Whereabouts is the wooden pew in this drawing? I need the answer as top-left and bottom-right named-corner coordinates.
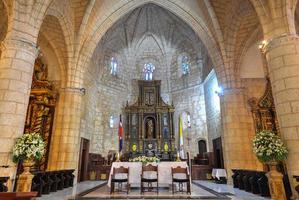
top-left (0, 177), bottom-right (9, 192)
top-left (30, 170), bottom-right (75, 197)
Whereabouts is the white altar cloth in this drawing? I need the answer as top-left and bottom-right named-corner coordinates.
top-left (107, 161), bottom-right (188, 187)
top-left (212, 168), bottom-right (227, 179)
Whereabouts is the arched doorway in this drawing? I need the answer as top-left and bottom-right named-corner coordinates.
top-left (198, 140), bottom-right (207, 154)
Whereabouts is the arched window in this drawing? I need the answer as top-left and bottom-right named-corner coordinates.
top-left (181, 55), bottom-right (190, 75)
top-left (110, 57), bottom-right (118, 76)
top-left (109, 116), bottom-right (114, 128)
top-left (182, 112), bottom-right (191, 130)
top-left (143, 63), bottom-right (155, 80)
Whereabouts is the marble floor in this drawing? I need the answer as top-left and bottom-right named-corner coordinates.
top-left (37, 181), bottom-right (105, 200)
top-left (195, 181), bottom-right (270, 200)
top-left (36, 180), bottom-right (270, 200)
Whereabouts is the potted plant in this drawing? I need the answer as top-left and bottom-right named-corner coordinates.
top-left (129, 156), bottom-right (160, 165)
top-left (252, 130), bottom-right (288, 165)
top-left (252, 130), bottom-right (288, 200)
top-left (12, 132), bottom-right (46, 173)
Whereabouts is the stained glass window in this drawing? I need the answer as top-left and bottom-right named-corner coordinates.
top-left (181, 55), bottom-right (190, 75)
top-left (143, 63), bottom-right (155, 80)
top-left (110, 57), bottom-right (117, 76)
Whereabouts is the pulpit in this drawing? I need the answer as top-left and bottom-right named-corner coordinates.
top-left (125, 80), bottom-right (175, 158)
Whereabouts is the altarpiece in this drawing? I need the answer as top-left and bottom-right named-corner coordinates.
top-left (124, 80), bottom-right (175, 159)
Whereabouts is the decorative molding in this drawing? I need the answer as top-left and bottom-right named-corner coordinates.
top-left (61, 87), bottom-right (86, 95)
top-left (222, 87), bottom-right (245, 95)
top-left (0, 38), bottom-right (39, 57)
top-left (261, 34), bottom-right (299, 54)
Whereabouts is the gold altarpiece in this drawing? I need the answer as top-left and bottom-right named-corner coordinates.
top-left (24, 58), bottom-right (58, 171)
top-left (124, 80), bottom-right (175, 158)
top-left (248, 78), bottom-right (279, 134)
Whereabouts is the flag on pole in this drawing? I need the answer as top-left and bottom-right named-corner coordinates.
top-left (179, 115), bottom-right (184, 159)
top-left (118, 115), bottom-right (123, 153)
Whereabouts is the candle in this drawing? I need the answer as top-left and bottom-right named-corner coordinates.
top-left (176, 152), bottom-right (181, 161)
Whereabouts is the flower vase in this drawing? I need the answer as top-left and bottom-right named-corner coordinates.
top-left (22, 159), bottom-right (35, 174)
top-left (16, 159), bottom-right (35, 192)
top-left (266, 161), bottom-right (287, 200)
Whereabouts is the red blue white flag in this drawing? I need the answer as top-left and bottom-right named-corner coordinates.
top-left (118, 115), bottom-right (123, 152)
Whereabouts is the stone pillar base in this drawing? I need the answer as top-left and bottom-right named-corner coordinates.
top-left (16, 172), bottom-right (34, 192)
top-left (267, 168), bottom-right (287, 200)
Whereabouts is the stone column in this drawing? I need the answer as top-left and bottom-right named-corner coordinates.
top-left (262, 34), bottom-right (299, 194)
top-left (47, 88), bottom-right (83, 174)
top-left (220, 88), bottom-right (261, 182)
top-left (0, 39), bottom-right (38, 191)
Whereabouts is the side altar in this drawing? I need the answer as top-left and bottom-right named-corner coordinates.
top-left (124, 80), bottom-right (175, 160)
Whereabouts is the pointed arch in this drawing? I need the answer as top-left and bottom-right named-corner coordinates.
top-left (75, 0), bottom-right (226, 90)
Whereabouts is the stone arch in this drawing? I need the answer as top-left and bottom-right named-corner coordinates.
top-left (249, 0), bottom-right (295, 39)
top-left (237, 27), bottom-right (264, 80)
top-left (223, 0), bottom-right (261, 88)
top-left (37, 14), bottom-right (69, 88)
top-left (75, 0), bottom-right (226, 90)
top-left (0, 0), bottom-right (8, 55)
top-left (295, 1), bottom-right (299, 34)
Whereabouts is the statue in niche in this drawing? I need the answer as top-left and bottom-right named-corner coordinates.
top-left (146, 118), bottom-right (155, 139)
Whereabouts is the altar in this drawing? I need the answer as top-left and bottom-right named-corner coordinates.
top-left (107, 162), bottom-right (188, 187)
top-left (124, 80), bottom-right (175, 160)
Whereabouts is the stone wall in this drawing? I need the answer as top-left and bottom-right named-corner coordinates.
top-left (172, 84), bottom-right (207, 156)
top-left (204, 70), bottom-right (221, 151)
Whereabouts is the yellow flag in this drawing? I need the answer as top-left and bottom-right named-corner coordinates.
top-left (179, 115), bottom-right (183, 145)
top-left (179, 115), bottom-right (184, 158)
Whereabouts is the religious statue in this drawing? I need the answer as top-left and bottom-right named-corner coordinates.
top-left (146, 119), bottom-right (154, 138)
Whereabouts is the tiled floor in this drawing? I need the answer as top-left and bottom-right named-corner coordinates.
top-left (36, 180), bottom-right (270, 200)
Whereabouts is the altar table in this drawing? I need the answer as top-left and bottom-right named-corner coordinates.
top-left (212, 168), bottom-right (227, 179)
top-left (107, 162), bottom-right (188, 187)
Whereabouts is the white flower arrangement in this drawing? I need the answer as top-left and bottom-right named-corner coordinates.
top-left (129, 156), bottom-right (160, 164)
top-left (12, 132), bottom-right (46, 163)
top-left (252, 130), bottom-right (288, 163)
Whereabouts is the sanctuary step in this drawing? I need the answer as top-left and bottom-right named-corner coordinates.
top-left (0, 192), bottom-right (37, 200)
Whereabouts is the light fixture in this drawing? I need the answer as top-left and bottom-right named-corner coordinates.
top-left (80, 88), bottom-right (86, 95)
top-left (215, 86), bottom-right (223, 96)
top-left (259, 40), bottom-right (267, 50)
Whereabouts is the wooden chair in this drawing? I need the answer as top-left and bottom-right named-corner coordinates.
top-left (141, 164), bottom-right (158, 194)
top-left (110, 166), bottom-right (129, 194)
top-left (171, 166), bottom-right (191, 194)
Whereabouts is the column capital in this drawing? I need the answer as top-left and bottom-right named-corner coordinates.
top-left (261, 34), bottom-right (299, 54)
top-left (0, 38), bottom-right (39, 57)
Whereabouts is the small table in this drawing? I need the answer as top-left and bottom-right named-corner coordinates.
top-left (212, 168), bottom-right (227, 184)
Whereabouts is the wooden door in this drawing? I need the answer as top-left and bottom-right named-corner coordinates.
top-left (78, 138), bottom-right (89, 182)
top-left (198, 140), bottom-right (207, 154)
top-left (213, 137), bottom-right (224, 168)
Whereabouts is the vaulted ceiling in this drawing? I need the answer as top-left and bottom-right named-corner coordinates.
top-left (98, 3), bottom-right (204, 54)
